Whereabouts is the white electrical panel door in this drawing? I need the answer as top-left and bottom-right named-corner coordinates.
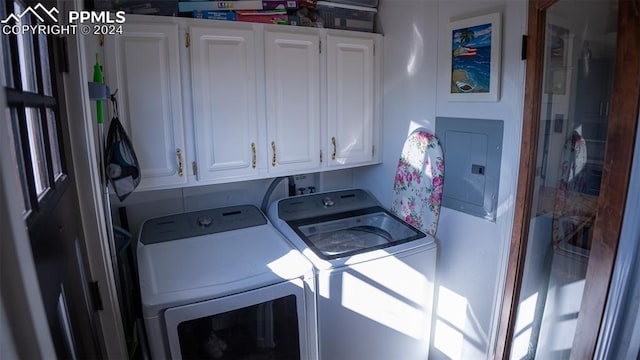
top-left (104, 22), bottom-right (187, 189)
top-left (265, 31), bottom-right (321, 174)
top-left (190, 26), bottom-right (260, 182)
top-left (326, 35), bottom-right (375, 167)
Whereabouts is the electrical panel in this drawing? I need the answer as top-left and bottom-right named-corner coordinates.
top-left (435, 117), bottom-right (504, 222)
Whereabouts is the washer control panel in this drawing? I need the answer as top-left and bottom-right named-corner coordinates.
top-left (322, 197), bottom-right (335, 208)
top-left (278, 189), bottom-right (379, 222)
top-left (140, 205), bottom-right (267, 245)
top-left (197, 216), bottom-right (213, 228)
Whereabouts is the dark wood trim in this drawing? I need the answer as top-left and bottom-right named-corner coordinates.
top-left (493, 1), bottom-right (554, 358)
top-left (495, 0), bottom-right (640, 359)
top-left (5, 90), bottom-right (57, 107)
top-left (570, 4), bottom-right (640, 358)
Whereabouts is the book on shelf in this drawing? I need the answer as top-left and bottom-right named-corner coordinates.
top-left (262, 0), bottom-right (298, 10)
top-left (192, 10), bottom-right (237, 21)
top-left (235, 9), bottom-right (288, 24)
top-left (179, 1), bottom-right (263, 12)
top-left (179, 0), bottom-right (298, 12)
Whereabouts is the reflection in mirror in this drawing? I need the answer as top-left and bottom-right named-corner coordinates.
top-left (510, 0), bottom-right (618, 358)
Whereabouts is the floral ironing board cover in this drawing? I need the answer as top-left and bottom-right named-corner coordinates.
top-left (390, 130), bottom-right (445, 236)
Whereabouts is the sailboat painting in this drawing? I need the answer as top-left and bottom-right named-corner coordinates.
top-left (448, 13), bottom-right (502, 101)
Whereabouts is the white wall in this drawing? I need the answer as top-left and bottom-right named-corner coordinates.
top-left (355, 0), bottom-right (527, 358)
top-left (110, 169), bottom-right (356, 239)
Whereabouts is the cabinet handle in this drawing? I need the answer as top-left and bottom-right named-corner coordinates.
top-left (176, 148), bottom-right (184, 177)
top-left (271, 141), bottom-right (277, 167)
top-left (251, 142), bottom-right (257, 169)
top-left (331, 136), bottom-right (337, 160)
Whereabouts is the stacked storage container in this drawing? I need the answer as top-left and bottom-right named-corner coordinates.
top-left (316, 0), bottom-right (377, 32)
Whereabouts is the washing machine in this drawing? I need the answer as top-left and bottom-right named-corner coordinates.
top-left (137, 205), bottom-right (318, 359)
top-left (268, 189), bottom-right (437, 359)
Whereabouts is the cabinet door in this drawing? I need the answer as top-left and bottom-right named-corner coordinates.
top-left (326, 35), bottom-right (375, 167)
top-left (265, 31), bottom-right (321, 174)
top-left (104, 22), bottom-right (187, 189)
top-left (190, 26), bottom-right (260, 181)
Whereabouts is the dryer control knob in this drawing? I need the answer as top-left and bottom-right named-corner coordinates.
top-left (322, 196), bottom-right (335, 207)
top-left (197, 216), bottom-right (213, 227)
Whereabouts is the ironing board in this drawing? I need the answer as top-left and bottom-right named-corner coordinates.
top-left (390, 129), bottom-right (445, 236)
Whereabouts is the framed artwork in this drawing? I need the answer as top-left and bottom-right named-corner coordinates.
top-left (447, 12), bottom-right (502, 102)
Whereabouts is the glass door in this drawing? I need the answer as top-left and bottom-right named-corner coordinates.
top-left (511, 2), bottom-right (616, 358)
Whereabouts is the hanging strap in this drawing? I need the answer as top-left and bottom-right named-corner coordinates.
top-left (110, 89), bottom-right (120, 119)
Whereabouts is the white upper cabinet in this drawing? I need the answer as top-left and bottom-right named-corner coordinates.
top-left (189, 25), bottom-right (260, 181)
top-left (264, 30), bottom-right (321, 174)
top-left (326, 35), bottom-right (376, 167)
top-left (103, 21), bottom-right (187, 190)
top-left (98, 16), bottom-right (382, 191)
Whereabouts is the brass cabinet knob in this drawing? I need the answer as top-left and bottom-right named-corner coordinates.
top-left (331, 136), bottom-right (337, 160)
top-left (176, 148), bottom-right (184, 177)
top-left (251, 142), bottom-right (257, 169)
top-left (271, 141), bottom-right (277, 167)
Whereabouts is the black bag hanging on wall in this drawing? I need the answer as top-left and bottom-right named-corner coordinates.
top-left (105, 96), bottom-right (140, 201)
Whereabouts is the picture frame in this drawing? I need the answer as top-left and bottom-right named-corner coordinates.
top-left (447, 12), bottom-right (502, 102)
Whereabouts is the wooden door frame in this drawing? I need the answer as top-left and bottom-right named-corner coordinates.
top-left (494, 0), bottom-right (640, 359)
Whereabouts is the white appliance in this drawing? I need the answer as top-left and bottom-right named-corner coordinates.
top-left (269, 189), bottom-right (437, 359)
top-left (137, 205), bottom-right (318, 359)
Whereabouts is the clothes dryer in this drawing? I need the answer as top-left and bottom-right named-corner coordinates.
top-left (137, 205), bottom-right (317, 359)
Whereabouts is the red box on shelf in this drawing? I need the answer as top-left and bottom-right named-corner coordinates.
top-left (235, 10), bottom-right (288, 24)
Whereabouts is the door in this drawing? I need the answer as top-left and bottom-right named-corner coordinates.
top-left (326, 35), bottom-right (375, 167)
top-left (190, 25), bottom-right (260, 181)
top-left (265, 30), bottom-right (321, 174)
top-left (103, 20), bottom-right (187, 189)
top-left (496, 0), bottom-right (640, 358)
top-left (1, 0), bottom-right (102, 357)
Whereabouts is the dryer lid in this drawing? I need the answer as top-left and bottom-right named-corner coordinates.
top-left (137, 206), bottom-right (313, 315)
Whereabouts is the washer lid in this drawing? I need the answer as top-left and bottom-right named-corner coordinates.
top-left (290, 206), bottom-right (427, 260)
